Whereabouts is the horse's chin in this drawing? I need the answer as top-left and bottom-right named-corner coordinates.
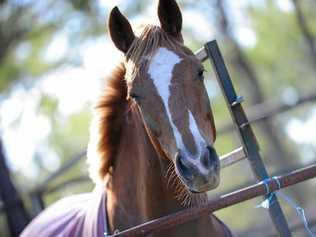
top-left (180, 175), bottom-right (220, 194)
top-left (188, 181), bottom-right (219, 194)
top-left (177, 171), bottom-right (220, 194)
top-left (177, 185), bottom-right (209, 207)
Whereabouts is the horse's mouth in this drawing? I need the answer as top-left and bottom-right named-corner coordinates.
top-left (175, 162), bottom-right (220, 194)
top-left (187, 178), bottom-right (220, 193)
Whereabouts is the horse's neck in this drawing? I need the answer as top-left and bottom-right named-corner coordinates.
top-left (106, 106), bottom-right (227, 237)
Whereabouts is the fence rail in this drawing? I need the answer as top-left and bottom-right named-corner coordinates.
top-left (218, 90), bottom-right (316, 134)
top-left (110, 164), bottom-right (316, 237)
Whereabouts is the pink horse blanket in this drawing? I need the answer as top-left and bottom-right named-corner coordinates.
top-left (20, 188), bottom-right (109, 237)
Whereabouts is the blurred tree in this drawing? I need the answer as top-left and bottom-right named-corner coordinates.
top-left (0, 138), bottom-right (30, 236)
top-left (0, 0), bottom-right (105, 234)
top-left (292, 0), bottom-right (316, 65)
top-left (212, 0), bottom-right (298, 170)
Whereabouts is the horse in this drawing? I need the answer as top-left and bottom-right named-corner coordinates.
top-left (21, 0), bottom-right (233, 236)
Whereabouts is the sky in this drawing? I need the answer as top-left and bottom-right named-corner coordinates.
top-left (0, 0), bottom-right (315, 179)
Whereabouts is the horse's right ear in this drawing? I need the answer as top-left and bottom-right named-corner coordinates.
top-left (108, 7), bottom-right (135, 54)
top-left (158, 0), bottom-right (182, 38)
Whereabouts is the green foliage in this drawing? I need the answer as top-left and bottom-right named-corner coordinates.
top-left (48, 108), bottom-right (91, 160)
top-left (39, 95), bottom-right (59, 117)
top-left (248, 1), bottom-right (316, 95)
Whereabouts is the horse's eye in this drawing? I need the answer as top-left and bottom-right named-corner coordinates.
top-left (198, 69), bottom-right (205, 80)
top-left (130, 93), bottom-right (141, 101)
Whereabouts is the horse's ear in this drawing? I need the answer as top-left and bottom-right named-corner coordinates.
top-left (108, 7), bottom-right (135, 53)
top-left (158, 0), bottom-right (182, 38)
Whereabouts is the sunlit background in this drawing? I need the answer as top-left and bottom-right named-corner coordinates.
top-left (0, 0), bottom-right (316, 236)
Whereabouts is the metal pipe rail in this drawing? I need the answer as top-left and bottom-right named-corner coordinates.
top-left (111, 164), bottom-right (316, 237)
top-left (220, 147), bottom-right (246, 168)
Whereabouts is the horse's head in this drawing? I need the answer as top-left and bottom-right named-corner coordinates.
top-left (108, 0), bottom-right (220, 194)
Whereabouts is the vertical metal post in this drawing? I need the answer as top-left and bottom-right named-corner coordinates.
top-left (205, 40), bottom-right (292, 236)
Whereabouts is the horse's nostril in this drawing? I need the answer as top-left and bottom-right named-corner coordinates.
top-left (207, 146), bottom-right (215, 157)
top-left (208, 146), bottom-right (218, 160)
top-left (201, 149), bottom-right (211, 168)
top-left (203, 146), bottom-right (219, 170)
top-left (176, 154), bottom-right (193, 181)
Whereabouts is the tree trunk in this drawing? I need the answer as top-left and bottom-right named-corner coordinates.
top-left (0, 138), bottom-right (30, 237)
top-left (292, 0), bottom-right (316, 66)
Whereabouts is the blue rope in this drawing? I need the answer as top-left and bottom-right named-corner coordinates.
top-left (256, 177), bottom-right (315, 237)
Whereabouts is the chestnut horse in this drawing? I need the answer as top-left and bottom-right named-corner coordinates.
top-left (21, 0), bottom-right (232, 236)
top-left (87, 0), bottom-right (232, 236)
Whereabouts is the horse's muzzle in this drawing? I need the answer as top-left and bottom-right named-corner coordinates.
top-left (175, 146), bottom-right (220, 193)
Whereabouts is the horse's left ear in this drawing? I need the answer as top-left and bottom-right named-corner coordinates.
top-left (108, 7), bottom-right (135, 54)
top-left (158, 0), bottom-right (182, 38)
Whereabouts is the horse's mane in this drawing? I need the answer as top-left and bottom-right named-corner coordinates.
top-left (87, 24), bottom-right (183, 183)
top-left (87, 62), bottom-right (127, 183)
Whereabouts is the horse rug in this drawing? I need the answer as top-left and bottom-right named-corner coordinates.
top-left (20, 187), bottom-right (233, 237)
top-left (20, 187), bottom-right (109, 237)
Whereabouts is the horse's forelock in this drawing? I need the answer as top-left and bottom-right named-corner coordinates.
top-left (125, 24), bottom-right (183, 82)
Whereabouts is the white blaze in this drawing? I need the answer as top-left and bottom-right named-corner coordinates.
top-left (188, 110), bottom-right (205, 156)
top-left (148, 47), bottom-right (205, 159)
top-left (148, 47), bottom-right (182, 148)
